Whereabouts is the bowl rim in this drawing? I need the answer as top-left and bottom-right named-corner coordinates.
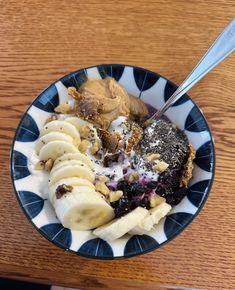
top-left (10, 63), bottom-right (216, 259)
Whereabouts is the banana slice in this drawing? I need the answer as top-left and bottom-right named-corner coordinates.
top-left (51, 159), bottom-right (90, 174)
top-left (49, 177), bottom-right (95, 204)
top-left (54, 186), bottom-right (114, 230)
top-left (53, 152), bottom-right (94, 169)
top-left (93, 207), bottom-right (149, 241)
top-left (49, 163), bottom-right (95, 185)
top-left (40, 120), bottom-right (80, 145)
top-left (128, 202), bottom-right (172, 235)
top-left (39, 140), bottom-right (78, 161)
top-left (36, 132), bottom-right (74, 153)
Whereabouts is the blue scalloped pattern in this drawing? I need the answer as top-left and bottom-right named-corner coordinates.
top-left (78, 238), bottom-right (113, 258)
top-left (98, 65), bottom-right (125, 81)
top-left (164, 81), bottom-right (189, 106)
top-left (18, 191), bottom-right (44, 219)
top-left (40, 223), bottom-right (72, 248)
top-left (185, 106), bottom-right (208, 132)
top-left (61, 71), bottom-right (87, 90)
top-left (12, 151), bottom-right (30, 180)
top-left (187, 180), bottom-right (210, 207)
top-left (194, 141), bottom-right (214, 172)
top-left (16, 113), bottom-right (39, 142)
top-left (124, 235), bottom-right (159, 256)
top-left (164, 213), bottom-right (193, 239)
top-left (34, 85), bottom-right (59, 113)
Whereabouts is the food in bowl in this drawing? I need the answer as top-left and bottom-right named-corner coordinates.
top-left (34, 77), bottom-right (195, 241)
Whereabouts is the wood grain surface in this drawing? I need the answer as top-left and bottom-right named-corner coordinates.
top-left (0, 1), bottom-right (235, 289)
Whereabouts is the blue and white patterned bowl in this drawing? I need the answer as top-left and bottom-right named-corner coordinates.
top-left (10, 64), bottom-right (215, 259)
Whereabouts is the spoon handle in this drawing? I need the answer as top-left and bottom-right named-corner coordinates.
top-left (150, 18), bottom-right (235, 120)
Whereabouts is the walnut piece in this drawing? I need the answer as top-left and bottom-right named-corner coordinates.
top-left (128, 172), bottom-right (139, 182)
top-left (145, 153), bottom-right (161, 162)
top-left (91, 140), bottom-right (101, 155)
top-left (95, 181), bottom-right (110, 196)
top-left (56, 184), bottom-right (73, 199)
top-left (109, 190), bottom-right (123, 202)
top-left (44, 158), bottom-right (54, 171)
top-left (80, 125), bottom-right (91, 139)
top-left (45, 114), bottom-right (57, 124)
top-left (180, 144), bottom-right (195, 187)
top-left (149, 195), bottom-right (166, 208)
top-left (152, 161), bottom-right (169, 172)
top-left (79, 140), bottom-right (91, 153)
top-left (54, 103), bottom-right (71, 114)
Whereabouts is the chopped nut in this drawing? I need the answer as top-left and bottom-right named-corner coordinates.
top-left (95, 181), bottom-right (110, 196)
top-left (54, 103), bottom-right (71, 114)
top-left (45, 114), bottom-right (57, 124)
top-left (98, 176), bottom-right (109, 182)
top-left (56, 184), bottom-right (73, 199)
top-left (128, 172), bottom-right (139, 182)
top-left (109, 190), bottom-right (123, 202)
top-left (152, 161), bottom-right (169, 172)
top-left (149, 195), bottom-right (166, 208)
top-left (35, 160), bottom-right (46, 170)
top-left (180, 144), bottom-right (196, 187)
top-left (44, 158), bottom-right (54, 171)
top-left (145, 153), bottom-right (161, 161)
top-left (79, 140), bottom-right (91, 153)
top-left (91, 140), bottom-right (101, 155)
top-left (126, 126), bottom-right (143, 153)
top-left (103, 152), bottom-right (120, 167)
top-left (68, 87), bottom-right (82, 100)
top-left (80, 125), bottom-right (91, 139)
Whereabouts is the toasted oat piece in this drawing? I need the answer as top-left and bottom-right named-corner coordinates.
top-left (95, 181), bottom-right (110, 196)
top-left (180, 144), bottom-right (195, 187)
top-left (109, 190), bottom-right (123, 202)
top-left (152, 161), bottom-right (169, 172)
top-left (145, 153), bottom-right (161, 161)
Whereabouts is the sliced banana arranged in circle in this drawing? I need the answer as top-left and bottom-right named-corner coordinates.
top-left (54, 186), bottom-right (115, 231)
top-left (54, 152), bottom-right (94, 169)
top-left (49, 163), bottom-right (95, 185)
top-left (40, 120), bottom-right (81, 146)
top-left (128, 202), bottom-right (172, 235)
top-left (39, 140), bottom-right (78, 161)
top-left (36, 132), bottom-right (74, 154)
top-left (93, 207), bottom-right (149, 241)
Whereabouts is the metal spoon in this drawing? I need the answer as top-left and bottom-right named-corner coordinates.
top-left (146, 18), bottom-right (235, 124)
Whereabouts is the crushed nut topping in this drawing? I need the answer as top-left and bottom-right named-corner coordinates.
top-left (103, 152), bottom-right (120, 167)
top-left (95, 181), bottom-right (110, 196)
top-left (56, 184), bottom-right (73, 199)
top-left (79, 140), bottom-right (91, 153)
top-left (152, 161), bottom-right (169, 172)
top-left (54, 103), bottom-right (71, 114)
top-left (45, 114), bottom-right (57, 124)
top-left (128, 172), bottom-right (139, 182)
top-left (145, 153), bottom-right (161, 161)
top-left (109, 190), bottom-right (123, 202)
top-left (180, 144), bottom-right (195, 187)
top-left (149, 195), bottom-right (166, 208)
top-left (44, 158), bottom-right (54, 171)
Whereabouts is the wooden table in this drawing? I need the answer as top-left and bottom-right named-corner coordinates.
top-left (0, 1), bottom-right (234, 289)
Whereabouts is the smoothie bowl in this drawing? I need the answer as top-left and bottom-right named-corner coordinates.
top-left (10, 64), bottom-right (215, 259)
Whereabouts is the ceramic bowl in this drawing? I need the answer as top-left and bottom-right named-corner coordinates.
top-left (10, 64), bottom-right (215, 259)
